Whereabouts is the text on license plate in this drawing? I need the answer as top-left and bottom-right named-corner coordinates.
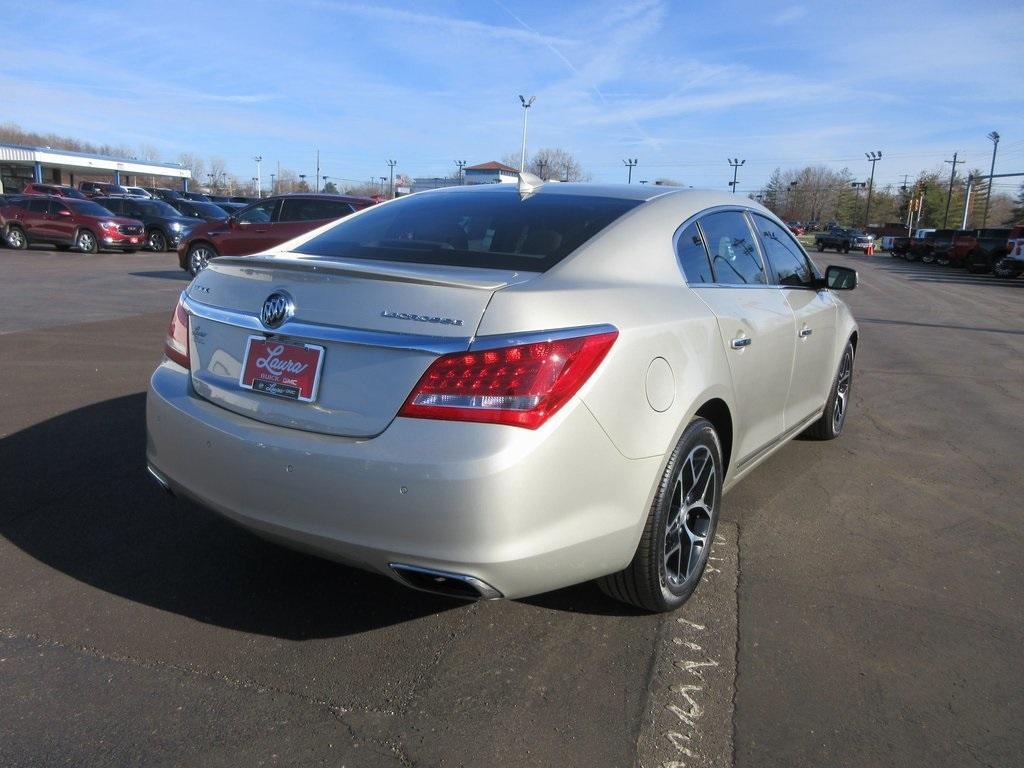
top-left (239, 336), bottom-right (325, 402)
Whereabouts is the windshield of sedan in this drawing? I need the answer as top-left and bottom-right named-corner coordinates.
top-left (294, 188), bottom-right (641, 271)
top-left (69, 200), bottom-right (116, 217)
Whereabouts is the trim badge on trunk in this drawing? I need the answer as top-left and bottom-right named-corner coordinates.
top-left (381, 310), bottom-right (464, 327)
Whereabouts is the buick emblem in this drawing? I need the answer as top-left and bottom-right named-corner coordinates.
top-left (260, 292), bottom-right (294, 329)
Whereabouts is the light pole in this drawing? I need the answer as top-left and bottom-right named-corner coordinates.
top-left (864, 151), bottom-right (882, 228)
top-left (982, 131), bottom-right (999, 227)
top-left (253, 155), bottom-right (262, 198)
top-left (518, 95), bottom-right (535, 173)
top-left (270, 173), bottom-right (276, 195)
top-left (298, 174), bottom-right (306, 190)
top-left (387, 159), bottom-right (397, 199)
top-left (380, 177), bottom-right (387, 196)
top-left (455, 160), bottom-right (466, 184)
top-left (207, 173), bottom-right (215, 192)
top-left (728, 158), bottom-right (745, 193)
top-left (623, 158), bottom-right (638, 184)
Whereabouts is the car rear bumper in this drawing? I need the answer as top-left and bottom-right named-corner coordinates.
top-left (146, 361), bottom-right (661, 599)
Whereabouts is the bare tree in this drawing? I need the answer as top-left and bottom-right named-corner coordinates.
top-left (502, 148), bottom-right (590, 182)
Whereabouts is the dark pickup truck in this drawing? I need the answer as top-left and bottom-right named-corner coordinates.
top-left (932, 230), bottom-right (976, 267)
top-left (965, 228), bottom-right (1013, 273)
top-left (815, 227), bottom-right (872, 253)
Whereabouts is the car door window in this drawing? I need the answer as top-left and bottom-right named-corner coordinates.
top-left (676, 221), bottom-right (713, 284)
top-left (698, 211), bottom-right (766, 286)
top-left (238, 200), bottom-right (279, 224)
top-left (103, 199), bottom-right (123, 215)
top-left (752, 214), bottom-right (815, 287)
top-left (279, 198), bottom-right (354, 223)
top-left (27, 199), bottom-right (51, 214)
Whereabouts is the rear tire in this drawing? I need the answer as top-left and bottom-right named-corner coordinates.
top-left (817, 243), bottom-right (825, 252)
top-left (188, 243), bottom-right (216, 277)
top-left (5, 225), bottom-right (28, 250)
top-left (598, 418), bottom-right (723, 612)
top-left (804, 341), bottom-right (854, 441)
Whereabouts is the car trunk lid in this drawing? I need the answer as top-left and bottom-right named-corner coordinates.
top-left (184, 254), bottom-right (533, 437)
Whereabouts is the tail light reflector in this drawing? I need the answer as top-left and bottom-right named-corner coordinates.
top-left (399, 329), bottom-right (618, 429)
top-left (164, 296), bottom-right (190, 368)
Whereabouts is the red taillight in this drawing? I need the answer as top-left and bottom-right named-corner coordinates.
top-left (399, 329), bottom-right (618, 429)
top-left (164, 297), bottom-right (190, 368)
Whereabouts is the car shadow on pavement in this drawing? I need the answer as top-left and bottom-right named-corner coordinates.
top-left (0, 393), bottom-right (461, 640)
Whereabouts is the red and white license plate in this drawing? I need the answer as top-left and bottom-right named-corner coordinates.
top-left (239, 336), bottom-right (325, 402)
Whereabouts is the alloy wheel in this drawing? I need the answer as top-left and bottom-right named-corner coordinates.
top-left (189, 246), bottom-right (212, 276)
top-left (663, 445), bottom-right (715, 588)
top-left (148, 231), bottom-right (167, 251)
top-left (77, 231), bottom-right (96, 253)
top-left (833, 349), bottom-right (852, 433)
top-left (7, 228), bottom-right (25, 249)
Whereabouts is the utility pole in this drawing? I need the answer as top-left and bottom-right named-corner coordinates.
top-left (322, 175), bottom-right (328, 192)
top-left (455, 160), bottom-right (466, 184)
top-left (315, 149), bottom-right (320, 192)
top-left (728, 158), bottom-right (745, 193)
top-left (536, 159), bottom-right (547, 180)
top-left (270, 173), bottom-right (276, 195)
top-left (518, 95), bottom-right (535, 173)
top-left (943, 152), bottom-right (961, 228)
top-left (864, 151), bottom-right (882, 228)
top-left (386, 159), bottom-right (398, 199)
top-left (253, 155), bottom-right (262, 198)
top-left (623, 158), bottom-right (638, 184)
top-left (982, 131), bottom-right (1000, 227)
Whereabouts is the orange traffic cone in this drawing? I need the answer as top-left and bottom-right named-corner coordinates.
top-left (866, 242), bottom-right (874, 257)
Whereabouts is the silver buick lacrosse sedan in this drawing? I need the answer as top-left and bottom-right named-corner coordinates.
top-left (147, 180), bottom-right (858, 612)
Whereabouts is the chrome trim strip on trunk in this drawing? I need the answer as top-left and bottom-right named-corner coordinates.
top-left (469, 323), bottom-right (618, 351)
top-left (181, 294), bottom-right (472, 355)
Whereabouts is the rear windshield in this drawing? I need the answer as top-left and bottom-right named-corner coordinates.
top-left (294, 188), bottom-right (642, 271)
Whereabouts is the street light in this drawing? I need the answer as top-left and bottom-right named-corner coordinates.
top-left (623, 158), bottom-right (638, 184)
top-left (982, 131), bottom-right (1000, 227)
top-left (518, 95), bottom-right (535, 173)
top-left (728, 158), bottom-right (745, 193)
top-left (253, 155), bottom-right (262, 198)
top-left (298, 174), bottom-right (306, 190)
top-left (270, 173), bottom-right (276, 195)
top-left (864, 151), bottom-right (882, 228)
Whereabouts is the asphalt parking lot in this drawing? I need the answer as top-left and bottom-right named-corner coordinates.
top-left (1, 245), bottom-right (1021, 766)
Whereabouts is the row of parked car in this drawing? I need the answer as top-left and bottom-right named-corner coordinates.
top-left (887, 227), bottom-right (1024, 277)
top-left (0, 183), bottom-right (376, 276)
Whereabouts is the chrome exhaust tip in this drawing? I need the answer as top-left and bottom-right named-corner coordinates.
top-left (389, 563), bottom-right (503, 601)
top-left (147, 465), bottom-right (174, 496)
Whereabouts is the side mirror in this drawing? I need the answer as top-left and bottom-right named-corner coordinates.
top-left (822, 265), bottom-right (857, 290)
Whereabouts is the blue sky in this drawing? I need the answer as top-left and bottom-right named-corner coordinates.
top-left (3, 0), bottom-right (1023, 193)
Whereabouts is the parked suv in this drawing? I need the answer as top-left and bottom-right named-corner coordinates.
top-left (78, 181), bottom-right (130, 198)
top-left (95, 196), bottom-right (196, 251)
top-left (21, 183), bottom-right (88, 199)
top-left (177, 193), bottom-right (375, 276)
top-left (933, 230), bottom-right (976, 267)
top-left (2, 196), bottom-right (145, 253)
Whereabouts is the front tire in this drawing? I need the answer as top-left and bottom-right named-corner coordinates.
top-left (147, 229), bottom-right (167, 252)
top-left (76, 229), bottom-right (98, 254)
top-left (5, 225), bottom-right (28, 250)
top-left (804, 341), bottom-right (854, 440)
top-left (598, 418), bottom-right (723, 612)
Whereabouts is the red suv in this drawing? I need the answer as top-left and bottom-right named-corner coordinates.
top-left (177, 193), bottom-right (375, 275)
top-left (21, 183), bottom-right (88, 199)
top-left (2, 196), bottom-right (145, 253)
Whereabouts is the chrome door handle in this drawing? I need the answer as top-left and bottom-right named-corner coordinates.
top-left (799, 328), bottom-right (813, 338)
top-left (731, 337), bottom-right (752, 349)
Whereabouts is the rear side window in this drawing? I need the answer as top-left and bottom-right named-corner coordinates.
top-left (294, 188), bottom-right (642, 272)
top-left (676, 221), bottom-right (713, 283)
top-left (279, 198), bottom-right (354, 222)
top-left (102, 199), bottom-right (124, 214)
top-left (698, 211), bottom-right (766, 286)
top-left (752, 214), bottom-right (814, 287)
top-left (27, 199), bottom-right (51, 214)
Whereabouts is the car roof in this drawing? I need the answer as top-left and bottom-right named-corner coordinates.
top-left (426, 181), bottom-right (679, 203)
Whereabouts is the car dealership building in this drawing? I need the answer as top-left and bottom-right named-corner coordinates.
top-left (0, 142), bottom-right (192, 193)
